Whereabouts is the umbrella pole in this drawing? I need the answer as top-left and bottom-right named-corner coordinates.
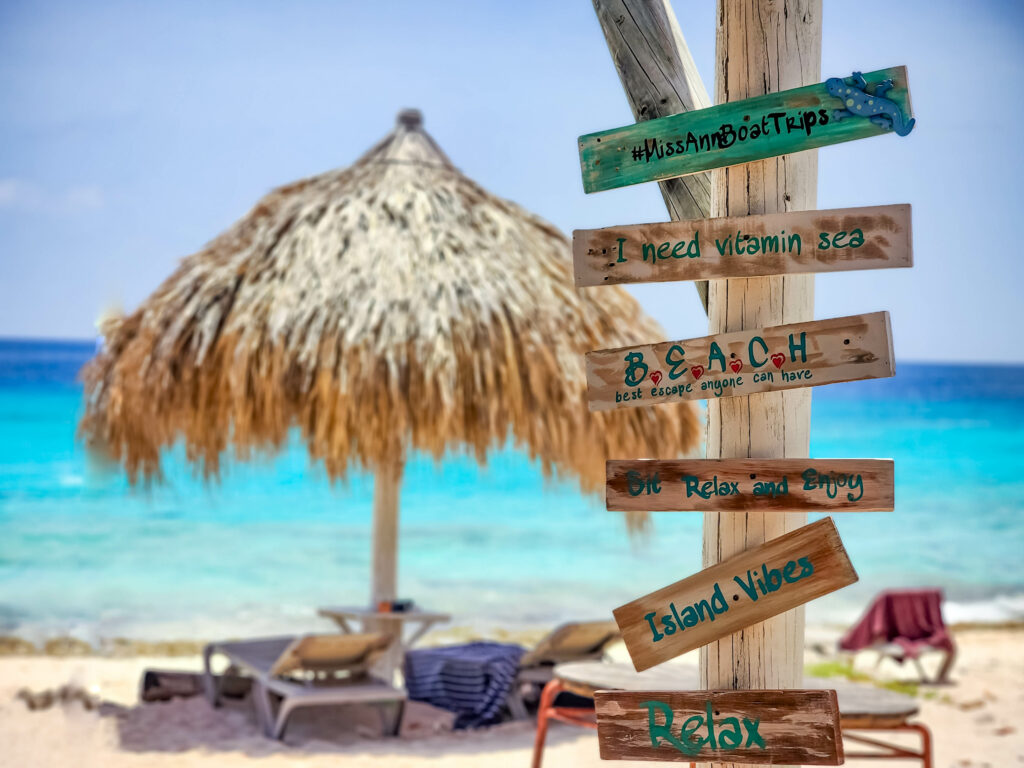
top-left (371, 456), bottom-right (404, 608)
top-left (371, 456), bottom-right (404, 684)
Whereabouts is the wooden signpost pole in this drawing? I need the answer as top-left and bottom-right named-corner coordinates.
top-left (592, 0), bottom-right (712, 310)
top-left (702, 7), bottom-right (821, 765)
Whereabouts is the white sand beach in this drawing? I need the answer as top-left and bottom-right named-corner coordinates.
top-left (1, 626), bottom-right (1021, 768)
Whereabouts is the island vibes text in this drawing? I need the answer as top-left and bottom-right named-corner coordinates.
top-left (643, 556), bottom-right (815, 644)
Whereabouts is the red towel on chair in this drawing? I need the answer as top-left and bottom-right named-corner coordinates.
top-left (839, 589), bottom-right (955, 660)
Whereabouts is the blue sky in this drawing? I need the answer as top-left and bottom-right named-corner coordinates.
top-left (1, 0), bottom-right (1022, 362)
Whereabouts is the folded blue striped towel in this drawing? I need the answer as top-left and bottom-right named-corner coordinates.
top-left (403, 641), bottom-right (525, 729)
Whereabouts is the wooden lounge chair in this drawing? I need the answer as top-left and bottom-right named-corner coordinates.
top-left (506, 620), bottom-right (620, 719)
top-left (202, 633), bottom-right (406, 740)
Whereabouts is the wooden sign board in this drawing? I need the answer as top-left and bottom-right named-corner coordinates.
top-left (607, 458), bottom-right (894, 513)
top-left (573, 204), bottom-right (912, 287)
top-left (596, 689), bottom-right (843, 765)
top-left (614, 517), bottom-right (857, 671)
top-left (586, 311), bottom-right (893, 412)
top-left (579, 66), bottom-right (914, 193)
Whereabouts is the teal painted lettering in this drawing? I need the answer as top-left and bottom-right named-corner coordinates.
top-left (797, 556), bottom-right (814, 578)
top-left (665, 344), bottom-right (687, 380)
top-left (708, 342), bottom-right (727, 372)
top-left (704, 701), bottom-right (718, 749)
top-left (644, 611), bottom-right (664, 643)
top-left (670, 601), bottom-right (685, 633)
top-left (788, 332), bottom-right (807, 363)
top-left (684, 475), bottom-right (705, 498)
top-left (760, 234), bottom-right (779, 253)
top-left (790, 233), bottom-right (802, 254)
top-left (642, 242), bottom-right (657, 262)
top-left (719, 717), bottom-right (743, 748)
top-left (818, 231), bottom-right (831, 250)
top-left (849, 228), bottom-right (864, 248)
top-left (616, 237), bottom-right (627, 263)
top-left (734, 572), bottom-right (759, 602)
top-left (661, 614), bottom-right (677, 635)
top-left (710, 583), bottom-right (729, 615)
top-left (627, 470), bottom-right (646, 496)
top-left (715, 236), bottom-right (731, 256)
top-left (679, 714), bottom-right (706, 755)
top-left (848, 473), bottom-right (864, 501)
top-left (642, 700), bottom-right (691, 753)
top-left (748, 336), bottom-right (769, 368)
top-left (680, 605), bottom-right (699, 628)
top-left (742, 718), bottom-right (765, 749)
top-left (695, 599), bottom-right (713, 622)
top-left (624, 351), bottom-right (648, 386)
top-left (689, 231), bottom-right (701, 258)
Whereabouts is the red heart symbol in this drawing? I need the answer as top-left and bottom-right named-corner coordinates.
top-left (690, 365), bottom-right (705, 380)
top-left (650, 371), bottom-right (663, 385)
top-left (770, 353), bottom-right (785, 369)
top-left (729, 359), bottom-right (743, 373)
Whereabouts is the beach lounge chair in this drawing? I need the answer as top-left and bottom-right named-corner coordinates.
top-left (506, 620), bottom-right (620, 719)
top-left (839, 588), bottom-right (957, 684)
top-left (202, 633), bottom-right (406, 740)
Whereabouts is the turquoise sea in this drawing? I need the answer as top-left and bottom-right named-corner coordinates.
top-left (1, 339), bottom-right (1022, 644)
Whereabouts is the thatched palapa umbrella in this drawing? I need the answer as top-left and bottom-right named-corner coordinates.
top-left (80, 109), bottom-right (700, 608)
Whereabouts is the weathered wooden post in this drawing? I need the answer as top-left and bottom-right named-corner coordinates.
top-left (593, 0), bottom-right (713, 310)
top-left (702, 0), bottom-right (821, 723)
top-left (575, 1), bottom-right (914, 765)
top-left (594, 0), bottom-right (822, 722)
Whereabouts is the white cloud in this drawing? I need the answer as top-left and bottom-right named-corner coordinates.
top-left (0, 178), bottom-right (103, 213)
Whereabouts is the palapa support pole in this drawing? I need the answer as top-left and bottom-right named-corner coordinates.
top-left (371, 456), bottom-right (404, 608)
top-left (371, 456), bottom-right (404, 682)
top-left (592, 0), bottom-right (712, 312)
top-left (701, 2), bottom-right (821, 766)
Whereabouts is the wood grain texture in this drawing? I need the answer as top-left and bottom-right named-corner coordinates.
top-left (592, 0), bottom-right (713, 310)
top-left (613, 517), bottom-right (857, 672)
top-left (701, 3), bottom-right (821, 721)
top-left (586, 311), bottom-right (894, 412)
top-left (607, 458), bottom-right (894, 512)
top-left (595, 689), bottom-right (843, 764)
top-left (572, 203), bottom-right (912, 287)
top-left (579, 65), bottom-right (912, 193)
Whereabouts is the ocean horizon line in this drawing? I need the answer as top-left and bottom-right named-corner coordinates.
top-left (0, 335), bottom-right (1022, 370)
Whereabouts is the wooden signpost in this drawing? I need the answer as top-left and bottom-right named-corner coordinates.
top-left (573, 203), bottom-right (912, 287)
top-left (578, 66), bottom-right (914, 193)
top-left (586, 311), bottom-right (893, 411)
top-left (595, 689), bottom-right (843, 765)
top-left (559, 5), bottom-right (919, 767)
top-left (607, 458), bottom-right (894, 513)
top-left (612, 517), bottom-right (857, 672)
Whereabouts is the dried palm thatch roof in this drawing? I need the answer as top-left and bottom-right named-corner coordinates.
top-left (79, 110), bottom-right (700, 493)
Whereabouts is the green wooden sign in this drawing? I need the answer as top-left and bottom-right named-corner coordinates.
top-left (578, 66), bottom-right (914, 194)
